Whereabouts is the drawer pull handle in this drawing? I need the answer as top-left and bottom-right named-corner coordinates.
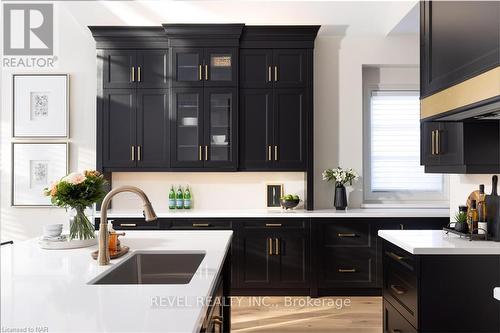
top-left (268, 238), bottom-right (273, 256)
top-left (192, 223), bottom-right (210, 227)
top-left (391, 330), bottom-right (402, 333)
top-left (385, 251), bottom-right (406, 261)
top-left (338, 268), bottom-right (356, 273)
top-left (338, 233), bottom-right (357, 237)
top-left (390, 284), bottom-right (406, 295)
top-left (265, 223), bottom-right (282, 227)
top-left (120, 223), bottom-right (137, 227)
top-left (275, 238), bottom-right (280, 255)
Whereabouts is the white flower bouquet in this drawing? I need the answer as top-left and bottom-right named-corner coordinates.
top-left (322, 167), bottom-right (359, 187)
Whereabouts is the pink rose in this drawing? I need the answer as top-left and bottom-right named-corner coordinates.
top-left (63, 172), bottom-right (86, 185)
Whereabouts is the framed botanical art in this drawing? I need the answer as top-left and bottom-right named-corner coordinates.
top-left (266, 183), bottom-right (284, 208)
top-left (12, 143), bottom-right (69, 207)
top-left (13, 74), bottom-right (69, 138)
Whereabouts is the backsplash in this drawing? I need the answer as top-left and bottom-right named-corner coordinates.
top-left (449, 174), bottom-right (496, 217)
top-left (110, 172), bottom-right (306, 211)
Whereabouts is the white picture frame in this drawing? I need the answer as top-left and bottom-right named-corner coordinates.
top-left (13, 74), bottom-right (69, 138)
top-left (12, 143), bottom-right (69, 207)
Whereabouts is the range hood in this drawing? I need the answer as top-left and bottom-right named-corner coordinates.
top-left (421, 66), bottom-right (500, 121)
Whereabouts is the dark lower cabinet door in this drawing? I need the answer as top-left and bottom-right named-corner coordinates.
top-left (234, 231), bottom-right (274, 289)
top-left (136, 89), bottom-right (169, 168)
top-left (239, 89), bottom-right (273, 170)
top-left (102, 89), bottom-right (136, 168)
top-left (273, 89), bottom-right (306, 170)
top-left (136, 50), bottom-right (169, 89)
top-left (273, 49), bottom-right (307, 88)
top-left (274, 231), bottom-right (309, 288)
top-left (239, 49), bottom-right (273, 88)
top-left (171, 88), bottom-right (205, 168)
top-left (103, 50), bottom-right (136, 89)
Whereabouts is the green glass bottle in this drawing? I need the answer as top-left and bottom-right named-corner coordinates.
top-left (183, 186), bottom-right (192, 209)
top-left (168, 185), bottom-right (176, 210)
top-left (176, 185), bottom-right (184, 209)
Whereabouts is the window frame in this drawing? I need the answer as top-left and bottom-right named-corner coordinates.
top-left (362, 83), bottom-right (449, 206)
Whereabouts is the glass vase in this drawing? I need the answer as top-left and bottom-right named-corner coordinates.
top-left (69, 206), bottom-right (95, 240)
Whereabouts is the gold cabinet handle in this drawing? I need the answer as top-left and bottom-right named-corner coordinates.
top-left (199, 146), bottom-right (202, 161)
top-left (435, 129), bottom-right (440, 155)
top-left (192, 223), bottom-right (210, 227)
top-left (275, 238), bottom-right (279, 255)
top-left (274, 66), bottom-right (278, 82)
top-left (268, 145), bottom-right (272, 161)
top-left (131, 67), bottom-right (135, 82)
top-left (385, 251), bottom-right (406, 261)
top-left (431, 130), bottom-right (436, 155)
top-left (338, 233), bottom-right (357, 237)
top-left (205, 145), bottom-right (208, 161)
top-left (137, 145), bottom-right (141, 161)
top-left (266, 223), bottom-right (282, 227)
top-left (120, 223), bottom-right (137, 227)
top-left (137, 66), bottom-right (141, 82)
top-left (268, 66), bottom-right (272, 82)
top-left (131, 146), bottom-right (135, 161)
top-left (338, 268), bottom-right (357, 273)
top-left (198, 64), bottom-right (202, 81)
top-left (390, 284), bottom-right (406, 295)
top-left (268, 238), bottom-right (273, 256)
top-left (274, 146), bottom-right (278, 161)
top-left (205, 64), bottom-right (208, 81)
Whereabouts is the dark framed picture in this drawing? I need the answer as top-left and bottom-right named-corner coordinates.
top-left (266, 184), bottom-right (283, 208)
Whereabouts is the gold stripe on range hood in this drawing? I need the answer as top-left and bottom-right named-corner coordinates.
top-left (421, 66), bottom-right (500, 119)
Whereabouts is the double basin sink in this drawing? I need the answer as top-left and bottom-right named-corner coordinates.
top-left (90, 252), bottom-right (206, 285)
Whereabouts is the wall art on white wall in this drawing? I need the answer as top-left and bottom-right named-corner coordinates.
top-left (13, 74), bottom-right (69, 138)
top-left (12, 143), bottom-right (69, 207)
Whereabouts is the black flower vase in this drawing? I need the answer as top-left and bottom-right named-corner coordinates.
top-left (334, 184), bottom-right (347, 210)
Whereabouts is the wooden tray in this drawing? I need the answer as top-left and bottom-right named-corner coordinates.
top-left (91, 246), bottom-right (130, 260)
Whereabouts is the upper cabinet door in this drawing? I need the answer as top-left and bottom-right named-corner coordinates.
top-left (273, 89), bottom-right (306, 170)
top-left (273, 49), bottom-right (307, 88)
top-left (420, 121), bottom-right (441, 166)
top-left (240, 49), bottom-right (273, 88)
top-left (136, 89), bottom-right (170, 168)
top-left (171, 88), bottom-right (205, 168)
top-left (172, 48), bottom-right (204, 87)
top-left (203, 88), bottom-right (237, 169)
top-left (102, 89), bottom-right (137, 168)
top-left (204, 48), bottom-right (238, 87)
top-left (239, 89), bottom-right (273, 170)
top-left (421, 1), bottom-right (500, 97)
top-left (103, 50), bottom-right (137, 89)
top-left (136, 50), bottom-right (169, 89)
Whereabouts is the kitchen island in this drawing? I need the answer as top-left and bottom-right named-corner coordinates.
top-left (378, 230), bottom-right (500, 333)
top-left (1, 230), bottom-right (232, 333)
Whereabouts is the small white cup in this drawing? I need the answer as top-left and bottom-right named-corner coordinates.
top-left (212, 135), bottom-right (226, 144)
top-left (43, 224), bottom-right (63, 237)
top-left (478, 222), bottom-right (488, 235)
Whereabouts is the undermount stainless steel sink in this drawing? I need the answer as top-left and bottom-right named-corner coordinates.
top-left (90, 251), bottom-right (206, 285)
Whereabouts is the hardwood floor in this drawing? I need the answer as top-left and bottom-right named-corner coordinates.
top-left (232, 296), bottom-right (383, 333)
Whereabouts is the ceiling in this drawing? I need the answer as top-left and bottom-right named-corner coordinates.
top-left (63, 0), bottom-right (419, 36)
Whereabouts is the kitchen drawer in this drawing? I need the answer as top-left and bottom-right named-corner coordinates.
top-left (320, 248), bottom-right (375, 287)
top-left (384, 300), bottom-right (417, 333)
top-left (384, 260), bottom-right (418, 327)
top-left (95, 218), bottom-right (160, 230)
top-left (320, 219), bottom-right (371, 248)
top-left (239, 219), bottom-right (307, 230)
top-left (384, 243), bottom-right (415, 272)
top-left (170, 219), bottom-right (232, 230)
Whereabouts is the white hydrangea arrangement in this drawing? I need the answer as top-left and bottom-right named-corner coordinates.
top-left (322, 167), bottom-right (359, 187)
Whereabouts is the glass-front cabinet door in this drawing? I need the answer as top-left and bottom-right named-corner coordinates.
top-left (172, 48), bottom-right (204, 87)
top-left (204, 48), bottom-right (237, 86)
top-left (204, 88), bottom-right (236, 168)
top-left (171, 88), bottom-right (204, 167)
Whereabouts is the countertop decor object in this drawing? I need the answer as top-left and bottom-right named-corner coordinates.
top-left (486, 175), bottom-right (500, 241)
top-left (91, 245), bottom-right (129, 260)
top-left (280, 198), bottom-right (300, 210)
top-left (1, 230), bottom-right (233, 333)
top-left (44, 170), bottom-right (107, 241)
top-left (322, 167), bottom-right (359, 210)
top-left (38, 237), bottom-right (97, 250)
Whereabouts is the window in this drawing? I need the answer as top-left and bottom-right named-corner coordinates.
top-left (364, 89), bottom-right (448, 205)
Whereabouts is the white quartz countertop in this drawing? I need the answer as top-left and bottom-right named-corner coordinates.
top-left (378, 230), bottom-right (500, 255)
top-left (98, 208), bottom-right (449, 219)
top-left (1, 230), bottom-right (232, 333)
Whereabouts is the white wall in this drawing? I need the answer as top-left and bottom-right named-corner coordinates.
top-left (1, 2), bottom-right (423, 240)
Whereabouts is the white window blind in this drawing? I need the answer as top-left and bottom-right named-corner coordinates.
top-left (369, 90), bottom-right (443, 193)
